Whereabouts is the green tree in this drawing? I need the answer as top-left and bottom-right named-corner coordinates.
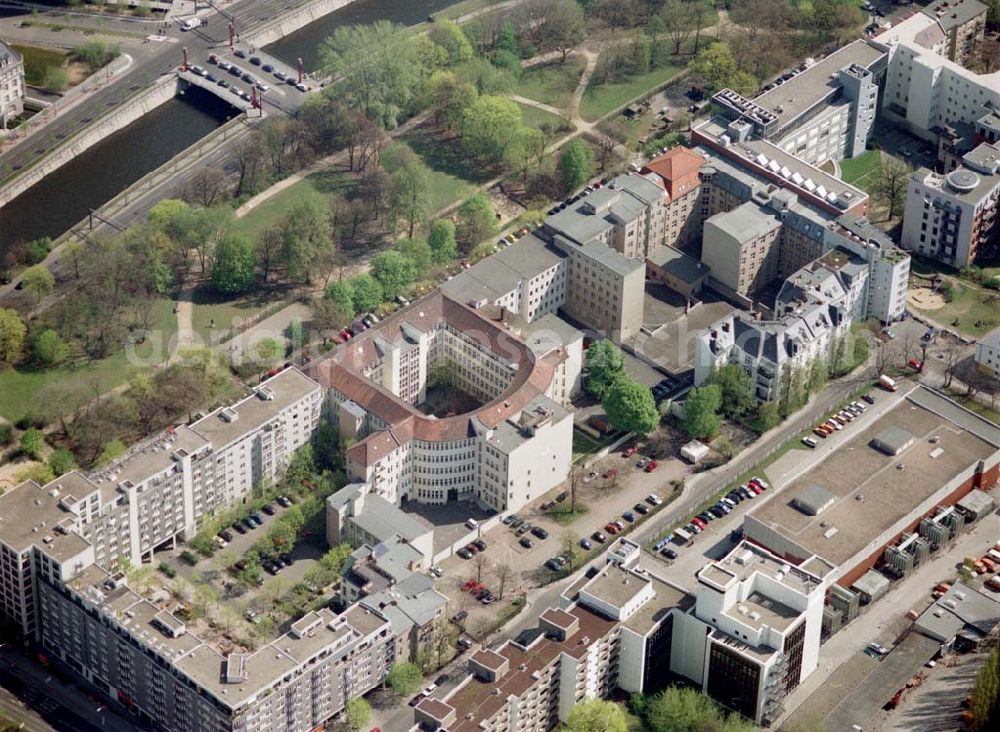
top-left (48, 448), bottom-right (77, 476)
top-left (428, 219), bottom-right (459, 263)
top-left (0, 308), bottom-right (26, 366)
top-left (504, 126), bottom-right (546, 183)
top-left (632, 36), bottom-right (652, 74)
top-left (604, 378), bottom-right (659, 436)
top-left (643, 686), bottom-right (757, 732)
top-left (21, 264), bottom-right (54, 304)
top-left (455, 193), bottom-right (499, 249)
top-left (95, 439), bottom-right (126, 468)
top-left (706, 364), bottom-right (754, 422)
top-left (681, 384), bottom-right (722, 439)
top-left (558, 139), bottom-right (596, 193)
top-left (20, 428), bottom-right (45, 460)
top-left (426, 71), bottom-right (479, 132)
top-left (281, 194), bottom-right (332, 284)
top-left (345, 698), bottom-right (372, 731)
top-left (16, 463), bottom-right (54, 485)
top-left (325, 280), bottom-right (357, 320)
top-left (43, 66), bottom-right (68, 93)
top-left (371, 250), bottom-right (416, 299)
top-left (495, 22), bottom-right (519, 56)
top-left (807, 357), bottom-right (828, 394)
top-left (564, 699), bottom-right (627, 732)
top-left (253, 338), bottom-right (284, 368)
top-left (31, 328), bottom-right (70, 367)
top-left (212, 233), bottom-right (257, 294)
top-left (970, 645), bottom-right (999, 731)
top-left (688, 42), bottom-right (758, 94)
top-left (389, 158), bottom-right (432, 238)
top-left (461, 95), bottom-right (522, 162)
top-left (386, 662), bottom-right (423, 696)
top-left (430, 19), bottom-right (474, 65)
top-left (318, 21), bottom-right (423, 128)
top-left (349, 273), bottom-right (384, 313)
top-left (752, 400), bottom-right (781, 433)
top-left (585, 340), bottom-right (626, 399)
top-left (396, 237), bottom-right (434, 278)
top-left (537, 0), bottom-right (586, 62)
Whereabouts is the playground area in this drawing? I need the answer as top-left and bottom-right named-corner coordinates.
top-left (907, 287), bottom-right (947, 310)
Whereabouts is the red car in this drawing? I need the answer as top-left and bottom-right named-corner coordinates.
top-left (461, 580), bottom-right (476, 592)
top-left (691, 517), bottom-right (707, 529)
top-left (604, 522), bottom-right (621, 534)
top-left (339, 329), bottom-right (353, 341)
top-left (622, 446), bottom-right (636, 458)
top-left (602, 468), bottom-right (618, 480)
top-left (908, 358), bottom-right (923, 372)
top-left (644, 461), bottom-right (658, 473)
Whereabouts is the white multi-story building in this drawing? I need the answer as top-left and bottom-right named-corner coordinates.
top-left (975, 326), bottom-right (1000, 377)
top-left (0, 367), bottom-right (321, 638)
top-left (0, 40), bottom-right (24, 130)
top-left (695, 262), bottom-right (851, 401)
top-left (900, 142), bottom-right (1000, 267)
top-left (310, 293), bottom-right (577, 515)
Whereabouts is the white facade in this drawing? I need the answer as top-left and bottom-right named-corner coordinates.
top-left (975, 327), bottom-right (1000, 376)
top-left (0, 41), bottom-right (24, 129)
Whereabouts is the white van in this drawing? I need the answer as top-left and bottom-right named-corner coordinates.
top-left (464, 518), bottom-right (479, 530)
top-left (181, 17), bottom-right (205, 31)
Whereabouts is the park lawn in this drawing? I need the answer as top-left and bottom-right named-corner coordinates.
top-left (232, 170), bottom-right (352, 241)
top-left (190, 286), bottom-right (289, 344)
top-left (839, 149), bottom-right (881, 192)
top-left (909, 278), bottom-right (1000, 337)
top-left (394, 134), bottom-right (488, 213)
top-left (516, 102), bottom-right (567, 133)
top-left (0, 298), bottom-right (178, 424)
top-left (511, 56), bottom-right (586, 109)
top-left (580, 58), bottom-right (687, 122)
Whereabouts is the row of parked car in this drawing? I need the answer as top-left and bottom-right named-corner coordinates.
top-left (458, 579), bottom-right (497, 605)
top-left (804, 397), bottom-right (874, 447)
top-left (503, 512), bottom-right (553, 550)
top-left (546, 178), bottom-right (611, 216)
top-left (456, 537), bottom-right (487, 560)
top-left (677, 477), bottom-right (770, 542)
top-left (217, 495), bottom-right (294, 544)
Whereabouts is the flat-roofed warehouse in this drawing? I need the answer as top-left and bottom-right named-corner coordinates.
top-left (744, 387), bottom-right (1000, 587)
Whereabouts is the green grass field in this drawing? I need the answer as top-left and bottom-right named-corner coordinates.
top-left (580, 58), bottom-right (686, 122)
top-left (511, 56), bottom-right (586, 109)
top-left (515, 102), bottom-right (568, 133)
top-left (0, 298), bottom-right (177, 423)
top-left (908, 278), bottom-right (1000, 336)
top-left (189, 286), bottom-right (289, 343)
top-left (839, 149), bottom-right (881, 192)
top-left (395, 135), bottom-right (488, 213)
top-left (232, 170), bottom-right (352, 242)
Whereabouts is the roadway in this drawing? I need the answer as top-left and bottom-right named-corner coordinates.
top-left (0, 0), bottom-right (318, 187)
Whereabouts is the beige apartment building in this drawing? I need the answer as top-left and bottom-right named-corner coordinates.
top-left (0, 40), bottom-right (24, 129)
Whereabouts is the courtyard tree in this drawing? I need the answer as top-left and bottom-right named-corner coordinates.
top-left (371, 250), bottom-right (416, 299)
top-left (565, 699), bottom-right (628, 732)
top-left (706, 364), bottom-right (754, 422)
top-left (603, 377), bottom-right (659, 436)
top-left (281, 194), bottom-right (333, 283)
top-left (688, 42), bottom-right (758, 95)
top-left (396, 237), bottom-right (434, 279)
top-left (461, 95), bottom-right (523, 163)
top-left (386, 662), bottom-right (423, 696)
top-left (642, 685), bottom-right (759, 732)
top-left (585, 340), bottom-right (626, 399)
top-left (752, 400), bottom-right (781, 434)
top-left (660, 0), bottom-right (697, 54)
top-left (473, 551), bottom-right (492, 584)
top-left (388, 153), bottom-right (432, 238)
top-left (874, 157), bottom-right (911, 221)
top-left (680, 384), bottom-right (722, 439)
top-left (48, 448), bottom-right (77, 475)
top-left (325, 280), bottom-right (357, 320)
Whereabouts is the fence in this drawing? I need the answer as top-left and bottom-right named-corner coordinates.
top-left (208, 299), bottom-right (294, 347)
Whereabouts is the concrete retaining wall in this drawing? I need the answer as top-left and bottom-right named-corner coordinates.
top-left (0, 75), bottom-right (177, 209)
top-left (242, 0), bottom-right (356, 48)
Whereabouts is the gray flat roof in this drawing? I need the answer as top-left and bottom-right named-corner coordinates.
top-left (0, 481), bottom-right (91, 562)
top-left (351, 494), bottom-right (432, 543)
top-left (706, 200), bottom-right (782, 242)
top-left (192, 367), bottom-right (319, 449)
top-left (753, 40), bottom-right (885, 130)
top-left (923, 0), bottom-right (987, 31)
top-left (647, 245), bottom-right (710, 284)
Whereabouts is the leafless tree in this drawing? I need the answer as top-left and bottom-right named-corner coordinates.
top-left (495, 551), bottom-right (513, 600)
top-left (570, 466), bottom-right (583, 512)
top-left (940, 339), bottom-right (962, 388)
top-left (874, 157), bottom-right (912, 221)
top-left (255, 225), bottom-right (282, 283)
top-left (184, 167), bottom-right (228, 207)
top-left (473, 552), bottom-right (492, 584)
top-left (233, 137), bottom-right (268, 197)
top-left (562, 530), bottom-right (580, 571)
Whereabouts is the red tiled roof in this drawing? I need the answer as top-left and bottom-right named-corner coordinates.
top-left (308, 293), bottom-right (559, 466)
top-left (641, 147), bottom-right (706, 200)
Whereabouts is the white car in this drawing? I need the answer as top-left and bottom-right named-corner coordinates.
top-left (646, 493), bottom-right (663, 506)
top-left (584, 471), bottom-right (598, 483)
top-left (423, 683), bottom-right (438, 696)
top-left (429, 566), bottom-right (444, 578)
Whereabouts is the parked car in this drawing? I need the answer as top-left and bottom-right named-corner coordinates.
top-left (261, 504), bottom-right (276, 515)
top-left (541, 500), bottom-right (556, 510)
top-left (634, 503), bottom-right (649, 515)
top-left (661, 548), bottom-right (678, 560)
top-left (602, 468), bottom-right (618, 480)
top-left (218, 530), bottom-right (233, 542)
top-left (623, 511), bottom-right (637, 523)
top-left (241, 518), bottom-right (256, 531)
top-left (545, 558), bottom-right (562, 571)
top-left (644, 460), bottom-right (659, 473)
top-left (249, 513), bottom-right (264, 525)
top-left (531, 526), bottom-right (549, 540)
top-left (464, 543), bottom-right (479, 555)
top-left (519, 537), bottom-right (533, 549)
top-left (250, 56), bottom-right (262, 66)
top-left (430, 566), bottom-right (444, 577)
top-left (604, 522), bottom-right (620, 535)
top-left (473, 539), bottom-right (487, 551)
top-left (622, 446), bottom-right (637, 458)
top-left (579, 538), bottom-right (593, 550)
top-left (408, 694), bottom-right (426, 707)
top-left (457, 548), bottom-right (473, 560)
top-left (636, 457), bottom-right (652, 469)
top-left (555, 492), bottom-right (567, 503)
top-left (452, 611), bottom-right (468, 624)
top-left (862, 394), bottom-right (876, 404)
top-left (646, 494), bottom-right (662, 506)
top-left (503, 515), bottom-right (516, 525)
top-left (802, 437), bottom-right (817, 448)
top-left (233, 522), bottom-right (247, 534)
top-left (591, 531), bottom-right (606, 543)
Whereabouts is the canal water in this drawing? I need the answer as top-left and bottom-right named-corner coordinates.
top-left (0, 0), bottom-right (462, 257)
top-left (265, 0), bottom-right (457, 72)
top-left (0, 87), bottom-right (234, 254)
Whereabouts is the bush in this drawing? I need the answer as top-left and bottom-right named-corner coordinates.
top-left (179, 551), bottom-right (199, 566)
top-left (0, 423), bottom-right (13, 446)
top-left (15, 413), bottom-right (46, 430)
top-left (158, 562), bottom-right (177, 579)
top-left (939, 281), bottom-right (956, 302)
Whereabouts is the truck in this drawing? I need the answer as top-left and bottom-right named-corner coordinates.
top-left (879, 374), bottom-right (898, 392)
top-left (180, 16), bottom-right (206, 31)
top-left (673, 527), bottom-right (693, 545)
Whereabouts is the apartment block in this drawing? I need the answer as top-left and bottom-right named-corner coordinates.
top-left (37, 562), bottom-right (394, 732)
top-left (0, 367), bottom-right (321, 638)
top-left (413, 539), bottom-right (695, 732)
top-left (0, 40), bottom-right (24, 129)
top-left (640, 146), bottom-right (707, 253)
top-left (326, 485), bottom-right (434, 563)
top-left (922, 0), bottom-right (986, 65)
top-left (310, 293), bottom-right (575, 515)
top-left (975, 326), bottom-right (1000, 377)
top-left (901, 142), bottom-right (1000, 267)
